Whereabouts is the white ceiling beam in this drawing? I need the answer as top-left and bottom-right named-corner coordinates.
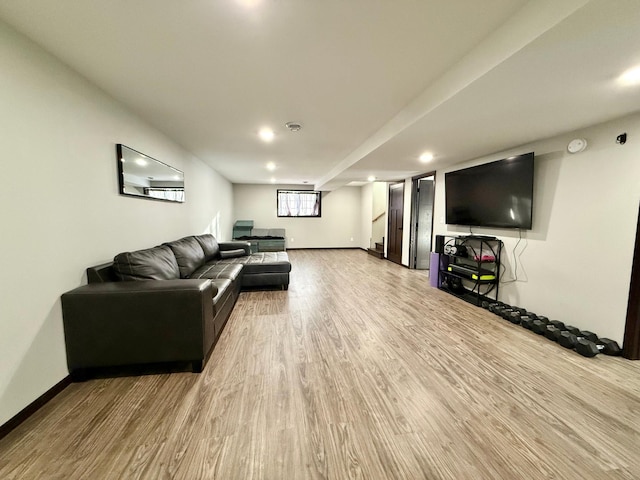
top-left (314, 0), bottom-right (589, 191)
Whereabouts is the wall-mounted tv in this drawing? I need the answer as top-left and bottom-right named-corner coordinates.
top-left (445, 152), bottom-right (534, 229)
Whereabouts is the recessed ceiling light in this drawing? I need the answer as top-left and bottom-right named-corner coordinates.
top-left (259, 128), bottom-right (275, 142)
top-left (367, 175), bottom-right (376, 182)
top-left (618, 66), bottom-right (640, 86)
top-left (237, 0), bottom-right (262, 8)
top-left (135, 158), bottom-right (148, 166)
top-left (419, 152), bottom-right (434, 163)
top-left (270, 177), bottom-right (276, 184)
top-left (266, 162), bottom-right (276, 171)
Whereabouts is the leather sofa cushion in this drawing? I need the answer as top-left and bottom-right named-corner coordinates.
top-left (217, 251), bottom-right (291, 274)
top-left (164, 236), bottom-right (206, 278)
top-left (193, 234), bottom-right (220, 261)
top-left (113, 245), bottom-right (180, 281)
top-left (191, 262), bottom-right (243, 282)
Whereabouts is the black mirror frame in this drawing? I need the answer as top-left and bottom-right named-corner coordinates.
top-left (116, 144), bottom-right (185, 203)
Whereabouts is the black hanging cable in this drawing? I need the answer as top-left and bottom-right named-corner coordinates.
top-left (501, 229), bottom-right (523, 284)
top-left (512, 229), bottom-right (523, 280)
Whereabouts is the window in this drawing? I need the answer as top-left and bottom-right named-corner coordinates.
top-left (145, 188), bottom-right (185, 202)
top-left (277, 190), bottom-right (321, 217)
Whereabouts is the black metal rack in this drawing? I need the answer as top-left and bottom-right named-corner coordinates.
top-left (438, 235), bottom-right (503, 306)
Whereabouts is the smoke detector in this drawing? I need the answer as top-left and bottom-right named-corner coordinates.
top-left (285, 122), bottom-right (302, 132)
top-left (567, 138), bottom-right (587, 154)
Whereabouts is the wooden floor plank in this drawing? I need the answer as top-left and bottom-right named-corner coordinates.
top-left (2, 249), bottom-right (640, 479)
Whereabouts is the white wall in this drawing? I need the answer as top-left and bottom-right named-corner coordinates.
top-left (233, 184), bottom-right (362, 249)
top-left (0, 21), bottom-right (233, 425)
top-left (360, 183), bottom-right (373, 250)
top-left (430, 113), bottom-right (640, 344)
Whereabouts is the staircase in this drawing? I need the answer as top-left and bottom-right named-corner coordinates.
top-left (367, 239), bottom-right (384, 259)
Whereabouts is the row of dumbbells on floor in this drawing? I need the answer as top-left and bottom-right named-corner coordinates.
top-left (480, 301), bottom-right (621, 358)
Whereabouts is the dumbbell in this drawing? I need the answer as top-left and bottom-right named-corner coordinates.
top-left (558, 331), bottom-right (577, 349)
top-left (579, 331), bottom-right (598, 342)
top-left (515, 310), bottom-right (536, 325)
top-left (500, 308), bottom-right (518, 320)
top-left (494, 306), bottom-right (513, 318)
top-left (491, 304), bottom-right (506, 314)
top-left (598, 338), bottom-right (622, 356)
top-left (576, 338), bottom-right (622, 357)
top-left (532, 319), bottom-right (562, 335)
top-left (482, 300), bottom-right (502, 310)
top-left (554, 325), bottom-right (584, 348)
top-left (503, 310), bottom-right (522, 324)
top-left (550, 320), bottom-right (565, 330)
top-left (501, 306), bottom-right (526, 321)
top-left (508, 308), bottom-right (536, 324)
top-left (543, 320), bottom-right (566, 338)
top-left (558, 330), bottom-right (599, 349)
top-left (520, 315), bottom-right (536, 329)
top-left (531, 320), bottom-right (548, 335)
top-left (576, 339), bottom-right (599, 357)
top-left (526, 315), bottom-right (547, 328)
top-left (489, 303), bottom-right (508, 314)
top-left (483, 301), bottom-right (504, 310)
top-left (507, 311), bottom-right (523, 324)
top-left (544, 325), bottom-right (564, 342)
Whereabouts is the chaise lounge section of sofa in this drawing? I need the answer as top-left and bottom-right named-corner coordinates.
top-left (61, 234), bottom-right (291, 379)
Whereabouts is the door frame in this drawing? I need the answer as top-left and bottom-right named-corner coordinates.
top-left (409, 171), bottom-right (436, 269)
top-left (386, 182), bottom-right (405, 265)
top-left (623, 203), bottom-right (640, 359)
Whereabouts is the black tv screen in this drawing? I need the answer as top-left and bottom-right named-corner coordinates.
top-left (445, 152), bottom-right (534, 229)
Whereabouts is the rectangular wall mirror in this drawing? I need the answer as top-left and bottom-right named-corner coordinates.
top-left (116, 144), bottom-right (185, 202)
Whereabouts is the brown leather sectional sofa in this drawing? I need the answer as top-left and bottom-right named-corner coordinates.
top-left (61, 234), bottom-right (291, 379)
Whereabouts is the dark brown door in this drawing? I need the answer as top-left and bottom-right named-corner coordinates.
top-left (623, 204), bottom-right (640, 359)
top-left (387, 182), bottom-right (404, 265)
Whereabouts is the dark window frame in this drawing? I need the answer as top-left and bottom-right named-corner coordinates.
top-left (277, 189), bottom-right (322, 218)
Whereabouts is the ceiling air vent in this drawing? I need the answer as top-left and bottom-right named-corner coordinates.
top-left (285, 122), bottom-right (302, 132)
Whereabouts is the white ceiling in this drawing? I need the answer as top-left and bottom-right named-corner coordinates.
top-left (1, 0), bottom-right (639, 190)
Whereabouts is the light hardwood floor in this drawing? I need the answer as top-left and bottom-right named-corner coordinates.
top-left (2, 249), bottom-right (640, 479)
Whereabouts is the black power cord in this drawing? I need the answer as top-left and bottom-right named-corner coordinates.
top-left (501, 229), bottom-right (526, 284)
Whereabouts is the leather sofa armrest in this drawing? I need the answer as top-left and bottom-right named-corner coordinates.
top-left (61, 279), bottom-right (215, 372)
top-left (218, 241), bottom-right (251, 255)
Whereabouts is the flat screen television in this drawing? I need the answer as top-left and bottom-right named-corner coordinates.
top-left (445, 152), bottom-right (534, 229)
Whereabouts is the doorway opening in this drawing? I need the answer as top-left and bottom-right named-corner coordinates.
top-left (623, 203), bottom-right (640, 359)
top-left (409, 173), bottom-right (436, 270)
top-left (387, 182), bottom-right (404, 265)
